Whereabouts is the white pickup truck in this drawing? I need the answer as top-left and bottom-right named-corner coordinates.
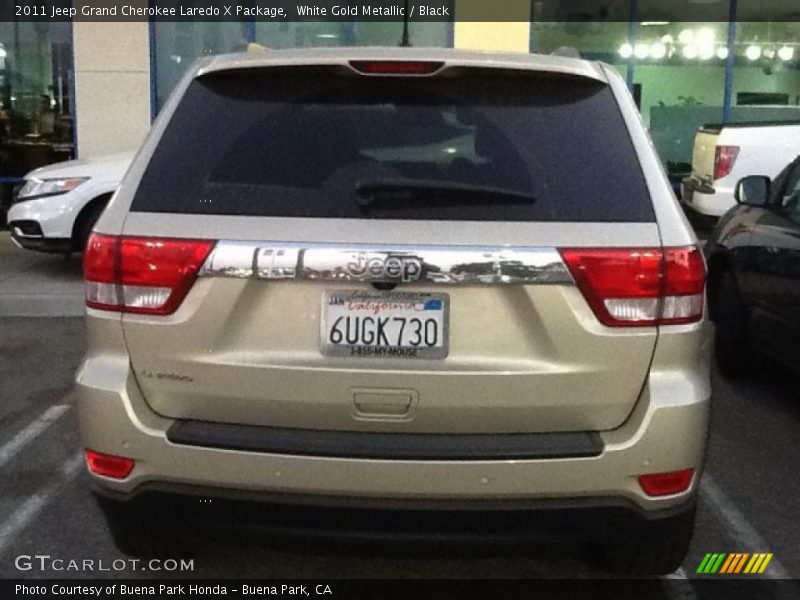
top-left (681, 121), bottom-right (800, 224)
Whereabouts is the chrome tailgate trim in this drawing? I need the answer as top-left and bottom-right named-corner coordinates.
top-left (199, 241), bottom-right (574, 286)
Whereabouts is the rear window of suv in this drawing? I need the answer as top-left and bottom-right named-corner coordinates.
top-left (132, 67), bottom-right (655, 222)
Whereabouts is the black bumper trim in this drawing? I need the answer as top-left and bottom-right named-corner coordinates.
top-left (167, 420), bottom-right (604, 461)
top-left (93, 484), bottom-right (696, 544)
top-left (8, 219), bottom-right (43, 236)
top-left (9, 230), bottom-right (72, 253)
top-left (92, 480), bottom-right (689, 517)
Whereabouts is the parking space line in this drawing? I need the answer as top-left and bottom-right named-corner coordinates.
top-left (0, 452), bottom-right (83, 556)
top-left (0, 405), bottom-right (71, 470)
top-left (702, 474), bottom-right (792, 579)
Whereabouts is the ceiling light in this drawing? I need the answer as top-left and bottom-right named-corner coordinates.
top-left (716, 47), bottom-right (729, 60)
top-left (745, 45), bottom-right (762, 61)
top-left (641, 21), bottom-right (670, 26)
top-left (696, 27), bottom-right (716, 45)
top-left (619, 43), bottom-right (634, 59)
top-left (777, 46), bottom-right (795, 61)
top-left (634, 44), bottom-right (650, 60)
top-left (683, 45), bottom-right (699, 60)
top-left (678, 29), bottom-right (695, 45)
top-left (650, 42), bottom-right (667, 60)
top-left (698, 44), bottom-right (715, 60)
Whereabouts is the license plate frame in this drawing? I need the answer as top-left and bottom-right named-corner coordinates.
top-left (321, 290), bottom-right (449, 359)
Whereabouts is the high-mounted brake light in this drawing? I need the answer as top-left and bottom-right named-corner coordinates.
top-left (714, 145), bottom-right (740, 180)
top-left (85, 450), bottom-right (135, 479)
top-left (638, 469), bottom-right (694, 497)
top-left (83, 234), bottom-right (214, 315)
top-left (560, 246), bottom-right (705, 327)
top-left (349, 60), bottom-right (444, 75)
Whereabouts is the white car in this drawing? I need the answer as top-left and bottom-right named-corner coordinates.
top-left (681, 121), bottom-right (800, 224)
top-left (7, 151), bottom-right (134, 254)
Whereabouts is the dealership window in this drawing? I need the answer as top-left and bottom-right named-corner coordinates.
top-left (153, 21), bottom-right (453, 112)
top-left (152, 22), bottom-right (250, 113)
top-left (630, 22), bottom-right (729, 179)
top-left (731, 22), bottom-right (800, 120)
top-left (533, 19), bottom-right (732, 179)
top-left (543, 18), bottom-right (799, 182)
top-left (631, 20), bottom-right (800, 179)
top-left (0, 22), bottom-right (74, 222)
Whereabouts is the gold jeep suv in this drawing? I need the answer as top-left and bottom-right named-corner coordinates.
top-left (76, 48), bottom-right (710, 575)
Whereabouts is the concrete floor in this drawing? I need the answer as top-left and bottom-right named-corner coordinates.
top-left (0, 232), bottom-right (84, 317)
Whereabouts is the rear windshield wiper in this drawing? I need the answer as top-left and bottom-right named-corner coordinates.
top-left (354, 179), bottom-right (536, 209)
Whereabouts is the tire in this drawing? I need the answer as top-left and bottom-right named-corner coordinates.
top-left (73, 201), bottom-right (107, 252)
top-left (713, 269), bottom-right (752, 377)
top-left (595, 506), bottom-right (695, 576)
top-left (96, 496), bottom-right (192, 559)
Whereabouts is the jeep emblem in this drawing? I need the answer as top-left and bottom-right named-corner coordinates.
top-left (347, 253), bottom-right (423, 282)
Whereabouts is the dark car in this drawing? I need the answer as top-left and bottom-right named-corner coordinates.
top-left (706, 155), bottom-right (800, 376)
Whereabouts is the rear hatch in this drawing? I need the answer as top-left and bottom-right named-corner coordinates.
top-left (116, 62), bottom-right (664, 434)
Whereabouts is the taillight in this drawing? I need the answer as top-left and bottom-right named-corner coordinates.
top-left (85, 450), bottom-right (135, 479)
top-left (560, 246), bottom-right (705, 327)
top-left (714, 145), bottom-right (739, 180)
top-left (349, 61), bottom-right (444, 75)
top-left (638, 469), bottom-right (694, 497)
top-left (83, 234), bottom-right (214, 315)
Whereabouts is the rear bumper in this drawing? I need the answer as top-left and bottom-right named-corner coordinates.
top-left (680, 203), bottom-right (720, 232)
top-left (681, 177), bottom-right (734, 219)
top-left (75, 314), bottom-right (713, 517)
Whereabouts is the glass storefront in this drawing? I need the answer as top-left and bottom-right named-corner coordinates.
top-left (732, 22), bottom-right (800, 118)
top-left (0, 22), bottom-right (74, 224)
top-left (535, 15), bottom-right (799, 182)
top-left (630, 22), bottom-right (730, 177)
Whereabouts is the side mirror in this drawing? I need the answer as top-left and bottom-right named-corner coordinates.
top-left (734, 176), bottom-right (771, 207)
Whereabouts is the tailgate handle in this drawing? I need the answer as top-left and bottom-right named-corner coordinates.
top-left (353, 389), bottom-right (417, 420)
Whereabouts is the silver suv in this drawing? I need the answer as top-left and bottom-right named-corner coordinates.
top-left (76, 48), bottom-right (710, 575)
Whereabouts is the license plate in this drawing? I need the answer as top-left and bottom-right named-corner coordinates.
top-left (322, 291), bottom-right (449, 359)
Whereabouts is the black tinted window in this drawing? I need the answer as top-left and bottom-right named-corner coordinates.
top-left (132, 69), bottom-right (654, 222)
